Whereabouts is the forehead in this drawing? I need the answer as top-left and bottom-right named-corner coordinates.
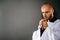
top-left (41, 4), bottom-right (52, 12)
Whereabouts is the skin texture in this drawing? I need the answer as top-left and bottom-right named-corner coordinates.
top-left (39, 3), bottom-right (54, 30)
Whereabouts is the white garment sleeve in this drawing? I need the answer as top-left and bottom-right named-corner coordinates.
top-left (32, 26), bottom-right (41, 40)
top-left (32, 31), bottom-right (37, 40)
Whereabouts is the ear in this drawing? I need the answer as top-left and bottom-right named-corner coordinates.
top-left (51, 8), bottom-right (54, 18)
top-left (52, 8), bottom-right (54, 13)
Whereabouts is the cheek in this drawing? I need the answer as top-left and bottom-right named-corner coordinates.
top-left (46, 14), bottom-right (51, 18)
top-left (47, 15), bottom-right (50, 17)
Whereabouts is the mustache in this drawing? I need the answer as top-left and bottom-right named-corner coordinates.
top-left (43, 15), bottom-right (52, 20)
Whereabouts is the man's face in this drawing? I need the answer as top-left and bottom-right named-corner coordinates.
top-left (41, 4), bottom-right (54, 20)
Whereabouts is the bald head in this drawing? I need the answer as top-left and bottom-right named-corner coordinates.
top-left (41, 2), bottom-right (53, 8)
top-left (41, 2), bottom-right (54, 20)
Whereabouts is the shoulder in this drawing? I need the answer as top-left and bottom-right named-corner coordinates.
top-left (52, 19), bottom-right (60, 30)
top-left (54, 19), bottom-right (60, 24)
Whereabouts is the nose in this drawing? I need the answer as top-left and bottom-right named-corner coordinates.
top-left (43, 13), bottom-right (46, 17)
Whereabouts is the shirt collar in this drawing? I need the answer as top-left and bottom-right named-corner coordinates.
top-left (48, 17), bottom-right (57, 22)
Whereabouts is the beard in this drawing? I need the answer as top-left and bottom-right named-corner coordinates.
top-left (48, 14), bottom-right (53, 20)
top-left (44, 14), bottom-right (53, 21)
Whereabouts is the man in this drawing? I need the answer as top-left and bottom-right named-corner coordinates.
top-left (32, 2), bottom-right (60, 40)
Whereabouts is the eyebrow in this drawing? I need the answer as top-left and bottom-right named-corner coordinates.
top-left (42, 11), bottom-right (49, 13)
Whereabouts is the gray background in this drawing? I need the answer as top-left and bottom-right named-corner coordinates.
top-left (0, 0), bottom-right (60, 40)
